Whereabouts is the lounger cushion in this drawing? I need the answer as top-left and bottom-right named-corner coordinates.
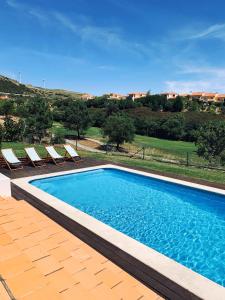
top-left (1, 149), bottom-right (21, 164)
top-left (64, 145), bottom-right (79, 157)
top-left (25, 147), bottom-right (42, 162)
top-left (46, 146), bottom-right (63, 159)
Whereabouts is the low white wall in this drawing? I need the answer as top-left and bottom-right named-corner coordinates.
top-left (0, 173), bottom-right (11, 197)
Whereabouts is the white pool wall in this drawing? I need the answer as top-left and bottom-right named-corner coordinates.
top-left (0, 172), bottom-right (11, 196)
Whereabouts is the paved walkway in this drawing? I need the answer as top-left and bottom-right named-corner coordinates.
top-left (85, 138), bottom-right (104, 146)
top-left (0, 196), bottom-right (163, 300)
top-left (66, 139), bottom-right (105, 153)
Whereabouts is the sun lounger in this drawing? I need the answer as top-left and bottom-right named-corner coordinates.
top-left (1, 148), bottom-right (23, 171)
top-left (64, 144), bottom-right (83, 163)
top-left (45, 146), bottom-right (65, 165)
top-left (25, 147), bottom-right (46, 167)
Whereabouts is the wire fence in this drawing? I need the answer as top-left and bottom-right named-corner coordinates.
top-left (104, 144), bottom-right (225, 172)
top-left (66, 135), bottom-right (225, 172)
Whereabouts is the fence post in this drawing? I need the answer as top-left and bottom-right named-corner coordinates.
top-left (106, 143), bottom-right (109, 155)
top-left (76, 138), bottom-right (78, 150)
top-left (143, 147), bottom-right (145, 160)
top-left (186, 152), bottom-right (189, 166)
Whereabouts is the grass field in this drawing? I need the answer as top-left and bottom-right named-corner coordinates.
top-left (3, 125), bottom-right (222, 185)
top-left (1, 142), bottom-right (64, 157)
top-left (134, 135), bottom-right (197, 156)
top-left (51, 122), bottom-right (77, 136)
top-left (87, 127), bottom-right (196, 151)
top-left (51, 124), bottom-right (203, 162)
top-left (86, 127), bottom-right (200, 162)
top-left (1, 141), bottom-right (225, 185)
top-left (53, 124), bottom-right (198, 160)
top-left (82, 151), bottom-right (225, 185)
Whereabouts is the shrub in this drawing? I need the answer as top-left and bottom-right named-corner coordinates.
top-left (4, 117), bottom-right (24, 142)
top-left (196, 121), bottom-right (225, 164)
top-left (51, 131), bottom-right (65, 144)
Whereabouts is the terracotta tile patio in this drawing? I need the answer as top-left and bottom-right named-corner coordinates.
top-left (0, 196), bottom-right (163, 300)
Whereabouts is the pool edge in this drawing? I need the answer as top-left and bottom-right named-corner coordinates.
top-left (12, 164), bottom-right (225, 300)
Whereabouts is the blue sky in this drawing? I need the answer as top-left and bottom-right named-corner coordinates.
top-left (1, 0), bottom-right (225, 95)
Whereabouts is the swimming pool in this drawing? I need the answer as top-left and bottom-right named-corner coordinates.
top-left (30, 167), bottom-right (225, 288)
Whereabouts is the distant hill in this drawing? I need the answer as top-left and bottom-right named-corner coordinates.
top-left (0, 75), bottom-right (30, 94)
top-left (0, 75), bottom-right (85, 99)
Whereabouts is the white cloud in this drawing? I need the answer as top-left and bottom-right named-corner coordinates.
top-left (53, 12), bottom-right (122, 46)
top-left (53, 12), bottom-right (78, 33)
top-left (173, 23), bottom-right (225, 42)
top-left (188, 23), bottom-right (225, 40)
top-left (6, 0), bottom-right (48, 24)
top-left (6, 0), bottom-right (21, 9)
top-left (165, 79), bottom-right (225, 93)
top-left (19, 48), bottom-right (86, 65)
top-left (28, 9), bottom-right (48, 23)
top-left (5, 1), bottom-right (154, 60)
top-left (165, 62), bottom-right (225, 93)
top-left (179, 65), bottom-right (225, 78)
top-left (53, 12), bottom-right (153, 59)
top-left (165, 80), bottom-right (212, 93)
top-left (98, 65), bottom-right (117, 71)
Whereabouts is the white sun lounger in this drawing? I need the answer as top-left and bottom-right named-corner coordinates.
top-left (1, 148), bottom-right (23, 171)
top-left (64, 144), bottom-right (83, 162)
top-left (45, 146), bottom-right (64, 165)
top-left (25, 147), bottom-right (46, 167)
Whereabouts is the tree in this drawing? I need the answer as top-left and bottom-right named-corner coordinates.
top-left (51, 130), bottom-right (65, 145)
top-left (196, 121), bottom-right (225, 164)
top-left (52, 98), bottom-right (71, 122)
top-left (64, 100), bottom-right (90, 139)
top-left (4, 117), bottom-right (24, 141)
top-left (160, 114), bottom-right (185, 140)
top-left (24, 97), bottom-right (53, 143)
top-left (0, 100), bottom-right (14, 117)
top-left (89, 108), bottom-right (106, 127)
top-left (188, 100), bottom-right (200, 112)
top-left (221, 103), bottom-right (225, 115)
top-left (103, 114), bottom-right (135, 150)
top-left (105, 100), bottom-right (119, 116)
top-left (172, 96), bottom-right (184, 112)
top-left (139, 94), bottom-right (167, 111)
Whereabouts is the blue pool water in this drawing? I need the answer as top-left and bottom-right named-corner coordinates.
top-left (31, 168), bottom-right (225, 286)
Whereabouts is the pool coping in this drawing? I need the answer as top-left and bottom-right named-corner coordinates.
top-left (12, 164), bottom-right (225, 300)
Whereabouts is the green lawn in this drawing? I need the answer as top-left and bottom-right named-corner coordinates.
top-left (81, 151), bottom-right (225, 185)
top-left (86, 126), bottom-right (196, 151)
top-left (86, 127), bottom-right (104, 140)
top-left (86, 127), bottom-right (199, 161)
top-left (53, 125), bottom-right (197, 160)
top-left (1, 142), bottom-right (64, 157)
top-left (51, 122), bottom-right (76, 136)
top-left (134, 135), bottom-right (197, 156)
top-left (1, 141), bottom-right (225, 185)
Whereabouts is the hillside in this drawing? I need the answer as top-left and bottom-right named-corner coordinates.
top-left (0, 75), bottom-right (30, 94)
top-left (0, 75), bottom-right (84, 99)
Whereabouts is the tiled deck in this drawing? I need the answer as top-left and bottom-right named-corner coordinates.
top-left (0, 196), bottom-right (163, 300)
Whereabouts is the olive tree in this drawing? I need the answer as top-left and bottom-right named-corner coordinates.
top-left (24, 97), bottom-right (53, 143)
top-left (103, 114), bottom-right (135, 150)
top-left (196, 121), bottom-right (225, 164)
top-left (64, 100), bottom-right (90, 139)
